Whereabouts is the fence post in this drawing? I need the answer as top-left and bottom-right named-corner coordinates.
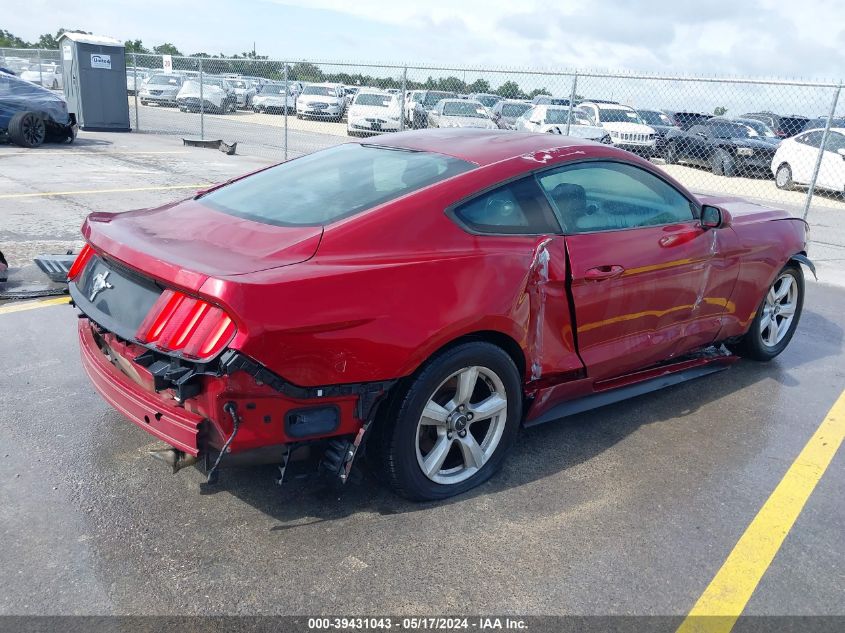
top-left (802, 83), bottom-right (841, 220)
top-left (565, 72), bottom-right (578, 136)
top-left (399, 67), bottom-right (407, 132)
top-left (283, 62), bottom-right (289, 161)
top-left (37, 49), bottom-right (43, 88)
top-left (132, 54), bottom-right (140, 132)
top-left (199, 58), bottom-right (204, 141)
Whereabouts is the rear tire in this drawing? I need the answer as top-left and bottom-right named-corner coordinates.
top-left (727, 265), bottom-right (803, 361)
top-left (712, 149), bottom-right (736, 177)
top-left (8, 111), bottom-right (46, 148)
top-left (664, 142), bottom-right (679, 164)
top-left (775, 163), bottom-right (795, 190)
top-left (373, 342), bottom-right (522, 501)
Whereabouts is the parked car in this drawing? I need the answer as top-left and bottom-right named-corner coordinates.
top-left (665, 111), bottom-right (711, 131)
top-left (771, 127), bottom-right (845, 193)
top-left (176, 78), bottom-right (238, 114)
top-left (139, 73), bottom-right (185, 107)
top-left (229, 79), bottom-right (257, 109)
top-left (20, 63), bottom-right (62, 90)
top-left (126, 68), bottom-right (150, 95)
top-left (347, 90), bottom-right (402, 136)
top-left (579, 102), bottom-right (656, 156)
top-left (407, 90), bottom-right (457, 128)
top-left (741, 112), bottom-right (809, 138)
top-left (515, 105), bottom-right (611, 143)
top-left (637, 109), bottom-right (680, 157)
top-left (802, 116), bottom-right (845, 132)
top-left (664, 117), bottom-right (780, 176)
top-left (0, 72), bottom-right (77, 147)
top-left (251, 82), bottom-right (296, 114)
top-left (427, 99), bottom-right (497, 129)
top-left (468, 93), bottom-right (503, 110)
top-left (296, 83), bottom-right (346, 121)
top-left (531, 95), bottom-right (571, 106)
top-left (68, 129), bottom-right (811, 500)
top-left (490, 100), bottom-right (532, 130)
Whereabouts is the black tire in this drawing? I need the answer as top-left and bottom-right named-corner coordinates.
top-left (140, 99), bottom-right (148, 106)
top-left (372, 342), bottom-right (522, 501)
top-left (775, 163), bottom-right (795, 190)
top-left (8, 111), bottom-right (46, 148)
top-left (296, 113), bottom-right (302, 119)
top-left (727, 265), bottom-right (804, 361)
top-left (666, 142), bottom-right (679, 164)
top-left (711, 149), bottom-right (736, 177)
top-left (51, 79), bottom-right (58, 89)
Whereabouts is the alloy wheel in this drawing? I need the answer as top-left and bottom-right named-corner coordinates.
top-left (22, 114), bottom-right (46, 147)
top-left (760, 272), bottom-right (798, 347)
top-left (415, 365), bottom-right (508, 485)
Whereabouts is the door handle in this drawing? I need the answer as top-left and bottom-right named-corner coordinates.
top-left (584, 265), bottom-right (625, 281)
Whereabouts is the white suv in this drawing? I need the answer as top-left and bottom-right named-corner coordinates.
top-left (296, 83), bottom-right (346, 121)
top-left (579, 102), bottom-right (656, 157)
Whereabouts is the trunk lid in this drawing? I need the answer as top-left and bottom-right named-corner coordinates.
top-left (83, 197), bottom-right (323, 289)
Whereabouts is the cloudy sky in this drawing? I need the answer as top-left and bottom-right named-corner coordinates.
top-left (5, 0), bottom-right (844, 86)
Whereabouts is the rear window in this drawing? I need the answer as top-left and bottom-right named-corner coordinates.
top-left (199, 144), bottom-right (475, 226)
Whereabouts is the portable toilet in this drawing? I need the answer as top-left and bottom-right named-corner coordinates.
top-left (58, 32), bottom-right (130, 131)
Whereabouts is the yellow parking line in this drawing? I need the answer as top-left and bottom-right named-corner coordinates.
top-left (1, 150), bottom-right (191, 156)
top-left (676, 389), bottom-right (845, 633)
top-left (0, 184), bottom-right (206, 199)
top-left (0, 296), bottom-right (71, 315)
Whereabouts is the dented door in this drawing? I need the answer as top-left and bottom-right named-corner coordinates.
top-left (565, 223), bottom-right (731, 381)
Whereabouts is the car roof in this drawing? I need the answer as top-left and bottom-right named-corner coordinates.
top-left (365, 129), bottom-right (603, 166)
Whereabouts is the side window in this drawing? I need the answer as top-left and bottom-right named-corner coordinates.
top-left (804, 131), bottom-right (823, 148)
top-left (452, 178), bottom-right (561, 235)
top-left (825, 132), bottom-right (845, 152)
top-left (794, 133), bottom-right (809, 146)
top-left (536, 162), bottom-right (696, 233)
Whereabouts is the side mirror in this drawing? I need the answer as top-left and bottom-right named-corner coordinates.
top-left (701, 205), bottom-right (731, 229)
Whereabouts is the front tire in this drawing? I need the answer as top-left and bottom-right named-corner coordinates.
top-left (373, 342), bottom-right (522, 501)
top-left (711, 149), bottom-right (736, 177)
top-left (727, 265), bottom-right (804, 361)
top-left (775, 163), bottom-right (795, 190)
top-left (8, 111), bottom-right (46, 148)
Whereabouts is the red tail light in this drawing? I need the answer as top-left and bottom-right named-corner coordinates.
top-left (67, 244), bottom-right (94, 281)
top-left (136, 289), bottom-right (236, 360)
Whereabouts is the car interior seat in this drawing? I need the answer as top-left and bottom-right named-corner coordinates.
top-left (549, 182), bottom-right (609, 231)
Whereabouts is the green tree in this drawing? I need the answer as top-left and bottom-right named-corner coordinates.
top-left (495, 80), bottom-right (524, 99)
top-left (0, 29), bottom-right (30, 48)
top-left (124, 39), bottom-right (150, 54)
top-left (529, 87), bottom-right (550, 98)
top-left (153, 43), bottom-right (182, 56)
top-left (714, 106), bottom-right (728, 116)
top-left (289, 61), bottom-right (324, 82)
top-left (467, 79), bottom-right (491, 94)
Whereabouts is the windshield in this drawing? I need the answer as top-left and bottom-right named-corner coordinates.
top-left (710, 122), bottom-right (753, 138)
top-left (423, 92), bottom-right (455, 108)
top-left (259, 84), bottom-right (286, 95)
top-left (302, 85), bottom-right (337, 96)
top-left (599, 108), bottom-right (644, 124)
top-left (501, 102), bottom-right (531, 117)
top-left (740, 120), bottom-right (777, 138)
top-left (443, 101), bottom-right (487, 118)
top-left (149, 74), bottom-right (182, 86)
top-left (200, 144), bottom-right (475, 227)
top-left (355, 93), bottom-right (393, 107)
top-left (545, 108), bottom-right (594, 125)
top-left (639, 110), bottom-right (672, 126)
top-left (475, 95), bottom-right (500, 108)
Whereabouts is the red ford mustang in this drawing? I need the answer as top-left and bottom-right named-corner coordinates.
top-left (69, 129), bottom-right (813, 500)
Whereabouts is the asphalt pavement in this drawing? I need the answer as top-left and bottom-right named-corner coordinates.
top-left (0, 130), bottom-right (843, 620)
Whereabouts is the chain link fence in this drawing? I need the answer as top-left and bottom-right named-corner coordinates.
top-left (3, 48), bottom-right (845, 231)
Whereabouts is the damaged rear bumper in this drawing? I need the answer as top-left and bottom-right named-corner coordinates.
top-left (79, 318), bottom-right (205, 455)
